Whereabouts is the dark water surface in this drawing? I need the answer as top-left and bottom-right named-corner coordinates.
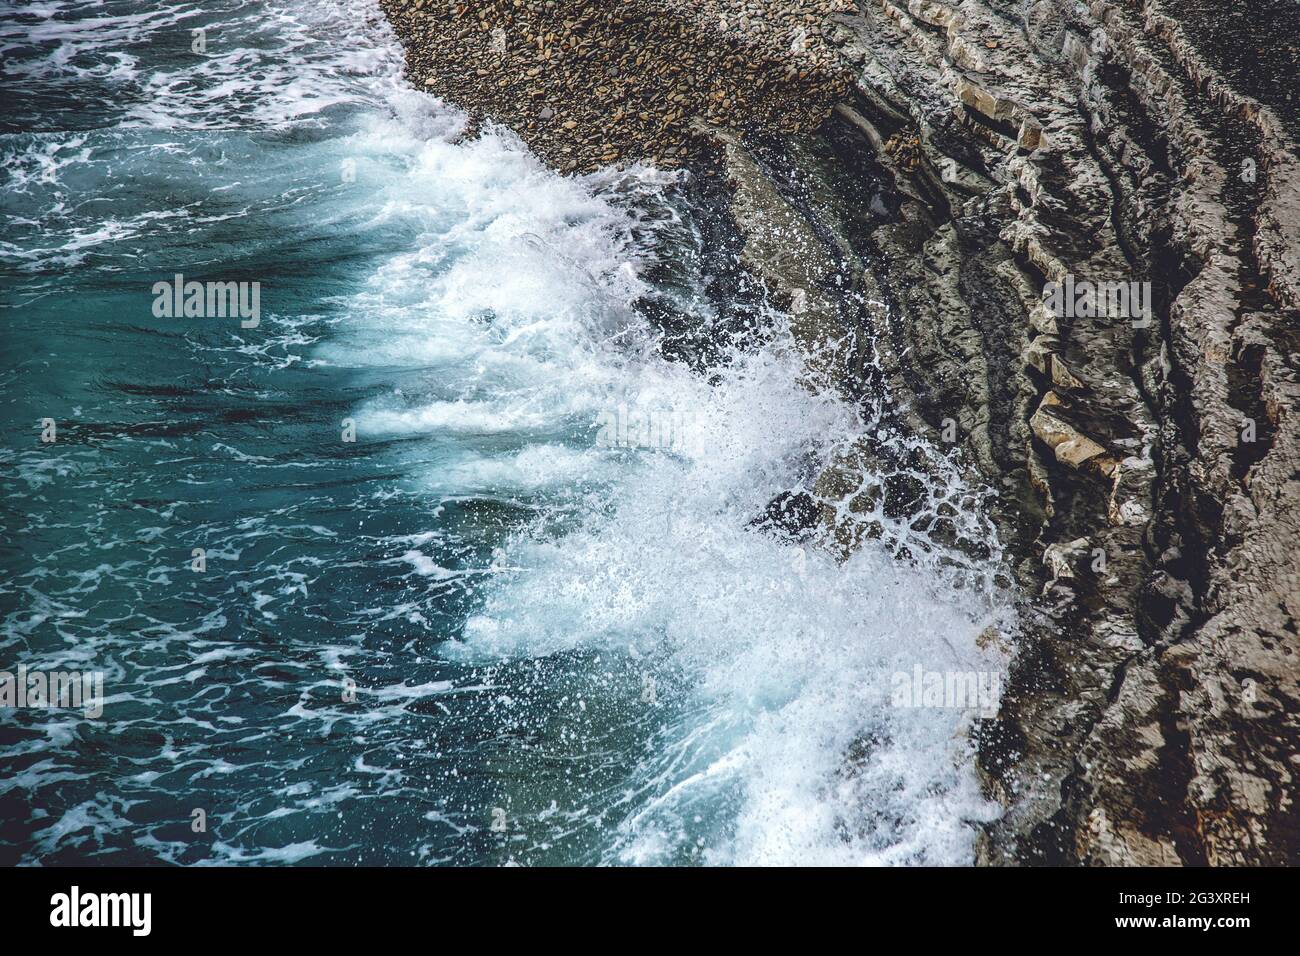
top-left (1, 0), bottom-right (1010, 866)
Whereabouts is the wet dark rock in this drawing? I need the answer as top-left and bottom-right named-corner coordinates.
top-left (751, 490), bottom-right (822, 542)
top-left (382, 0), bottom-right (1300, 866)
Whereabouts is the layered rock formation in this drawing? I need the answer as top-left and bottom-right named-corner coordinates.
top-left (821, 0), bottom-right (1300, 868)
top-left (383, 0), bottom-right (1300, 864)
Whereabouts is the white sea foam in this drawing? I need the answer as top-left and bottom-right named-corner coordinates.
top-left (325, 77), bottom-right (1013, 864)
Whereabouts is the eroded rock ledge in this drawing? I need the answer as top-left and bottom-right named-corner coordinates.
top-left (384, 0), bottom-right (1300, 864)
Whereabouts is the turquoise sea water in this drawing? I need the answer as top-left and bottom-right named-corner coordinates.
top-left (1, 0), bottom-right (1011, 865)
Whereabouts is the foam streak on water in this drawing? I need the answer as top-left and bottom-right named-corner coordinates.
top-left (0, 0), bottom-right (1010, 866)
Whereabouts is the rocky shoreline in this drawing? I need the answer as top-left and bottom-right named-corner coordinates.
top-left (383, 0), bottom-right (1300, 865)
top-left (379, 0), bottom-right (855, 172)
